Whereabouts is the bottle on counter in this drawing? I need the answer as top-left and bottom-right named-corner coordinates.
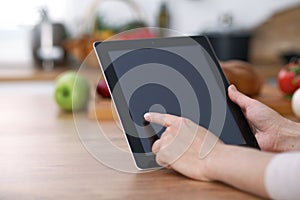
top-left (157, 1), bottom-right (170, 37)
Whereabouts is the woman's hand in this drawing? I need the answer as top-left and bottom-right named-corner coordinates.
top-left (144, 112), bottom-right (273, 199)
top-left (144, 113), bottom-right (224, 181)
top-left (228, 85), bottom-right (300, 152)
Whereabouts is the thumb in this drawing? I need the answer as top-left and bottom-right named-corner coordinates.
top-left (228, 85), bottom-right (253, 110)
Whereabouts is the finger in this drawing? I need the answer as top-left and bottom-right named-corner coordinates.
top-left (144, 112), bottom-right (178, 127)
top-left (152, 139), bottom-right (161, 154)
top-left (155, 152), bottom-right (169, 167)
top-left (228, 84), bottom-right (253, 110)
top-left (153, 138), bottom-right (172, 167)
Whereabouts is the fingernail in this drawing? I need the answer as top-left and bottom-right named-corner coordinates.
top-left (144, 113), bottom-right (151, 122)
top-left (230, 84), bottom-right (237, 91)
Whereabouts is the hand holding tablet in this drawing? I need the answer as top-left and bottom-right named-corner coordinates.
top-left (94, 36), bottom-right (260, 170)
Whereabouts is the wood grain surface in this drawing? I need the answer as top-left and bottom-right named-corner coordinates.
top-left (0, 91), bottom-right (262, 199)
top-left (255, 84), bottom-right (293, 115)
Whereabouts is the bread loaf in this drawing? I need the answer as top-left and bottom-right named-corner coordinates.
top-left (220, 60), bottom-right (263, 96)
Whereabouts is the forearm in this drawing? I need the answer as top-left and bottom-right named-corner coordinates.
top-left (206, 145), bottom-right (274, 198)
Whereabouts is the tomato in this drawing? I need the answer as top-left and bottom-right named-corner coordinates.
top-left (278, 69), bottom-right (297, 94)
top-left (278, 62), bottom-right (300, 95)
top-left (297, 76), bottom-right (300, 88)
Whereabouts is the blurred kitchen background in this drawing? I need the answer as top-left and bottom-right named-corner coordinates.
top-left (1, 0), bottom-right (300, 71)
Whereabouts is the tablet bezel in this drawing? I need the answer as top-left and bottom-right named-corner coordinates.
top-left (93, 36), bottom-right (260, 170)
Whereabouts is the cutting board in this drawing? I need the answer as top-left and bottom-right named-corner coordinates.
top-left (88, 84), bottom-right (294, 121)
top-left (88, 97), bottom-right (117, 121)
top-left (254, 84), bottom-right (293, 115)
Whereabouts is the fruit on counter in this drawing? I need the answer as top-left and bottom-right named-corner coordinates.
top-left (292, 88), bottom-right (300, 118)
top-left (96, 79), bottom-right (111, 98)
top-left (55, 71), bottom-right (90, 112)
top-left (220, 60), bottom-right (263, 96)
top-left (278, 61), bottom-right (300, 95)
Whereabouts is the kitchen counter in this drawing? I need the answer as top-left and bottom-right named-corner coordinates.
top-left (0, 87), bottom-right (263, 200)
top-left (0, 67), bottom-right (69, 81)
top-left (0, 63), bottom-right (297, 199)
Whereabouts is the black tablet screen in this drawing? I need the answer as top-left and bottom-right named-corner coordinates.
top-left (106, 44), bottom-right (246, 154)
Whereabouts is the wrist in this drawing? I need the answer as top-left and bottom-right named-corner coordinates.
top-left (204, 143), bottom-right (228, 181)
top-left (277, 119), bottom-right (300, 151)
top-left (204, 144), bottom-right (274, 198)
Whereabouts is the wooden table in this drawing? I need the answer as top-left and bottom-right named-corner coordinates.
top-left (0, 87), bottom-right (262, 199)
top-left (0, 67), bottom-right (70, 82)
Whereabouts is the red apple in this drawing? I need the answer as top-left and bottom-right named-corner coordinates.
top-left (96, 80), bottom-right (111, 98)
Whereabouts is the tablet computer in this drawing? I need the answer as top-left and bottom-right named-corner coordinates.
top-left (94, 36), bottom-right (260, 170)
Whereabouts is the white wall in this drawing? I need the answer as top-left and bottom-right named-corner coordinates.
top-left (1, 0), bottom-right (300, 65)
top-left (62, 0), bottom-right (300, 35)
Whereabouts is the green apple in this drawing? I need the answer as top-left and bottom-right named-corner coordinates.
top-left (54, 71), bottom-right (90, 112)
